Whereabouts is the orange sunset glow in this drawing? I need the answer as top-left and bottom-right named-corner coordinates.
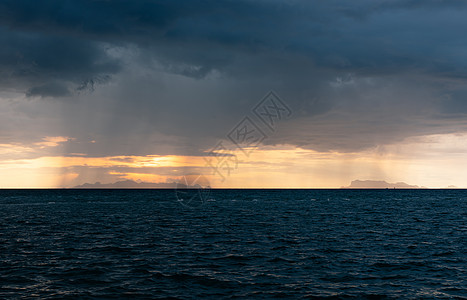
top-left (2, 133), bottom-right (467, 188)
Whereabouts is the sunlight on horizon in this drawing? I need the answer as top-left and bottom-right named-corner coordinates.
top-left (1, 133), bottom-right (467, 188)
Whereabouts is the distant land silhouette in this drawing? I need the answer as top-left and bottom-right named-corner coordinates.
top-left (76, 179), bottom-right (430, 189)
top-left (74, 180), bottom-right (189, 189)
top-left (342, 180), bottom-right (426, 189)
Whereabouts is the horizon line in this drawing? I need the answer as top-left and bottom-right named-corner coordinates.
top-left (1, 187), bottom-right (466, 190)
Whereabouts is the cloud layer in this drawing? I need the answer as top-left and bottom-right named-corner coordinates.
top-left (2, 0), bottom-right (467, 160)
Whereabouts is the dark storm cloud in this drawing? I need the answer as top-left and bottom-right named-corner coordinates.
top-left (0, 1), bottom-right (316, 91)
top-left (0, 25), bottom-right (120, 96)
top-left (2, 0), bottom-right (467, 156)
top-left (335, 0), bottom-right (467, 19)
top-left (26, 82), bottom-right (70, 97)
top-left (4, 0), bottom-right (465, 81)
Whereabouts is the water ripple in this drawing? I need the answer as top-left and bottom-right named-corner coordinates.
top-left (0, 189), bottom-right (466, 298)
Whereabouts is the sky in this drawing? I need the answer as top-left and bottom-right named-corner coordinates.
top-left (1, 0), bottom-right (467, 188)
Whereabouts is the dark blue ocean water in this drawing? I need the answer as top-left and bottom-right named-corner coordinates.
top-left (0, 189), bottom-right (466, 299)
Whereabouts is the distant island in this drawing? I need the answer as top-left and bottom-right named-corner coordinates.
top-left (342, 180), bottom-right (425, 189)
top-left (74, 180), bottom-right (195, 189)
top-left (75, 179), bottom-right (436, 189)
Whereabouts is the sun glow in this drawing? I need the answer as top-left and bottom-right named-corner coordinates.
top-left (1, 133), bottom-right (467, 188)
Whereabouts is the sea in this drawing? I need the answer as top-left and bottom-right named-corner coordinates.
top-left (0, 189), bottom-right (466, 299)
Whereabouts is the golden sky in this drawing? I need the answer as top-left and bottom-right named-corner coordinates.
top-left (1, 133), bottom-right (467, 188)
